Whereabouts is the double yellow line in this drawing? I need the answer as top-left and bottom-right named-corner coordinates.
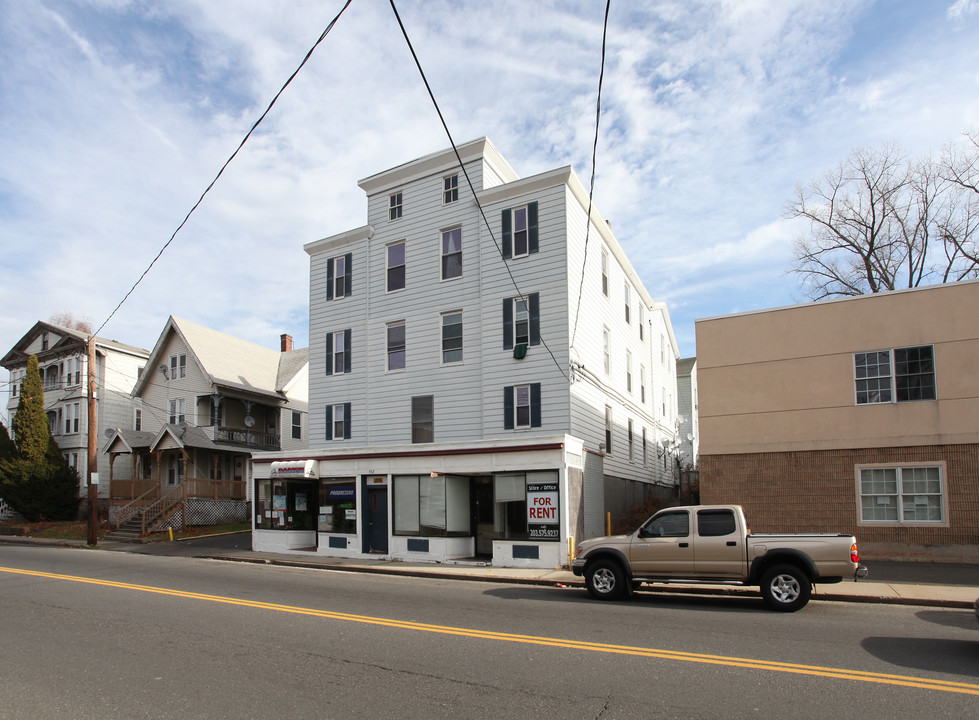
top-left (3, 565), bottom-right (977, 696)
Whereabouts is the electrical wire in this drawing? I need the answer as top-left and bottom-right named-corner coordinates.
top-left (570, 0), bottom-right (611, 352)
top-left (388, 0), bottom-right (569, 383)
top-left (94, 0), bottom-right (355, 338)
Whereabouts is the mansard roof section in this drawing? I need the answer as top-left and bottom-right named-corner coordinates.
top-left (356, 137), bottom-right (518, 197)
top-left (132, 316), bottom-right (307, 401)
top-left (1, 320), bottom-right (150, 368)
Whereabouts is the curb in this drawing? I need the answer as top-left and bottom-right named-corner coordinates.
top-left (197, 553), bottom-right (975, 609)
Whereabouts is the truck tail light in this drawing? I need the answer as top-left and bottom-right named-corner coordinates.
top-left (850, 542), bottom-right (859, 564)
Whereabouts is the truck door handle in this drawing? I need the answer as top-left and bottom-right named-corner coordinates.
top-left (726, 541), bottom-right (736, 546)
top-left (678, 542), bottom-right (689, 548)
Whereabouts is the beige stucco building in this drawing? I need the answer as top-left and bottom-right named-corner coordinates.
top-left (696, 280), bottom-right (979, 562)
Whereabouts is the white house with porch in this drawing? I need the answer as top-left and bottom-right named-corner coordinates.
top-left (103, 316), bottom-right (308, 534)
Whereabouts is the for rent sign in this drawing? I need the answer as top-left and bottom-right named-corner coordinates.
top-left (527, 481), bottom-right (559, 540)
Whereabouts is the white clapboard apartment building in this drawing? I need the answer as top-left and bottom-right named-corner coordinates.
top-left (253, 138), bottom-right (681, 568)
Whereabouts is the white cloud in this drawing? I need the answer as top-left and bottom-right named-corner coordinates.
top-left (1, 0), bottom-right (977, 387)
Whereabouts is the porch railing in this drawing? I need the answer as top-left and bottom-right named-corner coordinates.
top-left (115, 486), bottom-right (160, 528)
top-left (213, 425), bottom-right (280, 450)
top-left (183, 478), bottom-right (248, 500)
top-left (110, 478), bottom-right (158, 500)
top-left (109, 478), bottom-right (246, 501)
top-left (141, 485), bottom-right (186, 535)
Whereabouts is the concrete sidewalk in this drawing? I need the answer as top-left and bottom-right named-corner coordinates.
top-left (196, 548), bottom-right (979, 610)
top-left (3, 534), bottom-right (977, 610)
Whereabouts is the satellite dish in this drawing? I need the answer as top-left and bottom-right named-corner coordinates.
top-left (244, 415), bottom-right (255, 428)
top-left (686, 433), bottom-right (694, 442)
top-left (104, 428), bottom-right (116, 439)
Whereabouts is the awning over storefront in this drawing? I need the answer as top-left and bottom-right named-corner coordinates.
top-left (270, 460), bottom-right (319, 479)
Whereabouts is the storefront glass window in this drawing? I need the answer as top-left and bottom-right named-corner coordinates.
top-left (254, 478), bottom-right (316, 530)
top-left (394, 474), bottom-right (469, 536)
top-left (318, 479), bottom-right (357, 533)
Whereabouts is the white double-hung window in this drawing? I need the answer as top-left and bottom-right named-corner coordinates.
top-left (857, 464), bottom-right (945, 524)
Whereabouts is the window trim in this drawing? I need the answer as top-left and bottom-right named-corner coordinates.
top-left (604, 405), bottom-right (612, 454)
top-left (387, 321), bottom-right (406, 372)
top-left (440, 311), bottom-right (463, 365)
top-left (602, 326), bottom-right (611, 375)
top-left (503, 383), bottom-right (542, 430)
top-left (389, 191), bottom-right (403, 221)
top-left (325, 330), bottom-right (352, 376)
top-left (443, 174), bottom-right (458, 204)
top-left (600, 249), bottom-right (609, 297)
top-left (502, 293), bottom-right (540, 350)
top-left (855, 462), bottom-right (948, 527)
top-left (501, 202), bottom-right (539, 259)
top-left (411, 395), bottom-right (434, 443)
top-left (854, 345), bottom-right (937, 405)
top-left (386, 240), bottom-right (406, 293)
top-left (326, 253), bottom-right (353, 301)
top-left (440, 226), bottom-right (462, 281)
top-left (624, 283), bottom-right (631, 324)
top-left (325, 402), bottom-right (351, 441)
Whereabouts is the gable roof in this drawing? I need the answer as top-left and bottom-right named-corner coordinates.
top-left (150, 423), bottom-right (220, 452)
top-left (1, 321), bottom-right (150, 368)
top-left (131, 316), bottom-right (307, 401)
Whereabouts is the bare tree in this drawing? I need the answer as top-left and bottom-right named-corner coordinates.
top-left (787, 140), bottom-right (979, 300)
top-left (49, 311), bottom-right (93, 334)
top-left (938, 131), bottom-right (979, 266)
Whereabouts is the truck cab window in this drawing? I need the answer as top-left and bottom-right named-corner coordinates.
top-left (641, 511), bottom-right (689, 538)
top-left (697, 509), bottom-right (736, 537)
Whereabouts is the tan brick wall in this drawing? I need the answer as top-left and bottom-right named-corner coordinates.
top-left (700, 445), bottom-right (979, 551)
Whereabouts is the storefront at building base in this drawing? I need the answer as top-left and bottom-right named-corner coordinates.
top-left (251, 435), bottom-right (586, 569)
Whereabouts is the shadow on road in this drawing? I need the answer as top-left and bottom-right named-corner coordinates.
top-left (861, 636), bottom-right (979, 677)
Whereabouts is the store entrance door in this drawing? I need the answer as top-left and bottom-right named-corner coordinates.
top-left (365, 486), bottom-right (388, 553)
top-left (473, 477), bottom-right (494, 558)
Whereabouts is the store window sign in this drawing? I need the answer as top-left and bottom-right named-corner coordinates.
top-left (527, 482), bottom-right (559, 539)
top-left (328, 485), bottom-right (355, 501)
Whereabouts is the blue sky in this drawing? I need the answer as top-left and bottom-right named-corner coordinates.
top-left (2, 0), bottom-right (978, 414)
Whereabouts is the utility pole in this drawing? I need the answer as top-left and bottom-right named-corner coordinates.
top-left (86, 335), bottom-right (98, 546)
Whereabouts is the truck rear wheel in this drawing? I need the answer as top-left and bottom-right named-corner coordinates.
top-left (585, 559), bottom-right (627, 601)
top-left (760, 564), bottom-right (811, 612)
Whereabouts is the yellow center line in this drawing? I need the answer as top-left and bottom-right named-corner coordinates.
top-left (3, 565), bottom-right (977, 696)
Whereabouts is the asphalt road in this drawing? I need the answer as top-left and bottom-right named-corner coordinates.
top-left (2, 543), bottom-right (977, 719)
top-left (113, 530), bottom-right (979, 586)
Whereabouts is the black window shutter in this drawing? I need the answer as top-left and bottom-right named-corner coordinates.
top-left (343, 402), bottom-right (352, 439)
top-left (325, 333), bottom-right (333, 376)
top-left (528, 201), bottom-right (539, 254)
top-left (503, 386), bottom-right (514, 430)
top-left (343, 253), bottom-right (353, 297)
top-left (531, 383), bottom-right (542, 427)
top-left (325, 405), bottom-right (333, 440)
top-left (529, 292), bottom-right (540, 346)
top-left (344, 329), bottom-right (352, 373)
top-left (502, 298), bottom-right (513, 350)
top-left (501, 208), bottom-right (512, 259)
top-left (326, 258), bottom-right (334, 301)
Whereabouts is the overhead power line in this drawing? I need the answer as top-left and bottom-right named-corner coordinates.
top-left (94, 0), bottom-right (354, 338)
top-left (388, 0), bottom-right (576, 383)
top-left (570, 0), bottom-right (612, 351)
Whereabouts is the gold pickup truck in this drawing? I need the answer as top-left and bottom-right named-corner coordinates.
top-left (572, 504), bottom-right (868, 612)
